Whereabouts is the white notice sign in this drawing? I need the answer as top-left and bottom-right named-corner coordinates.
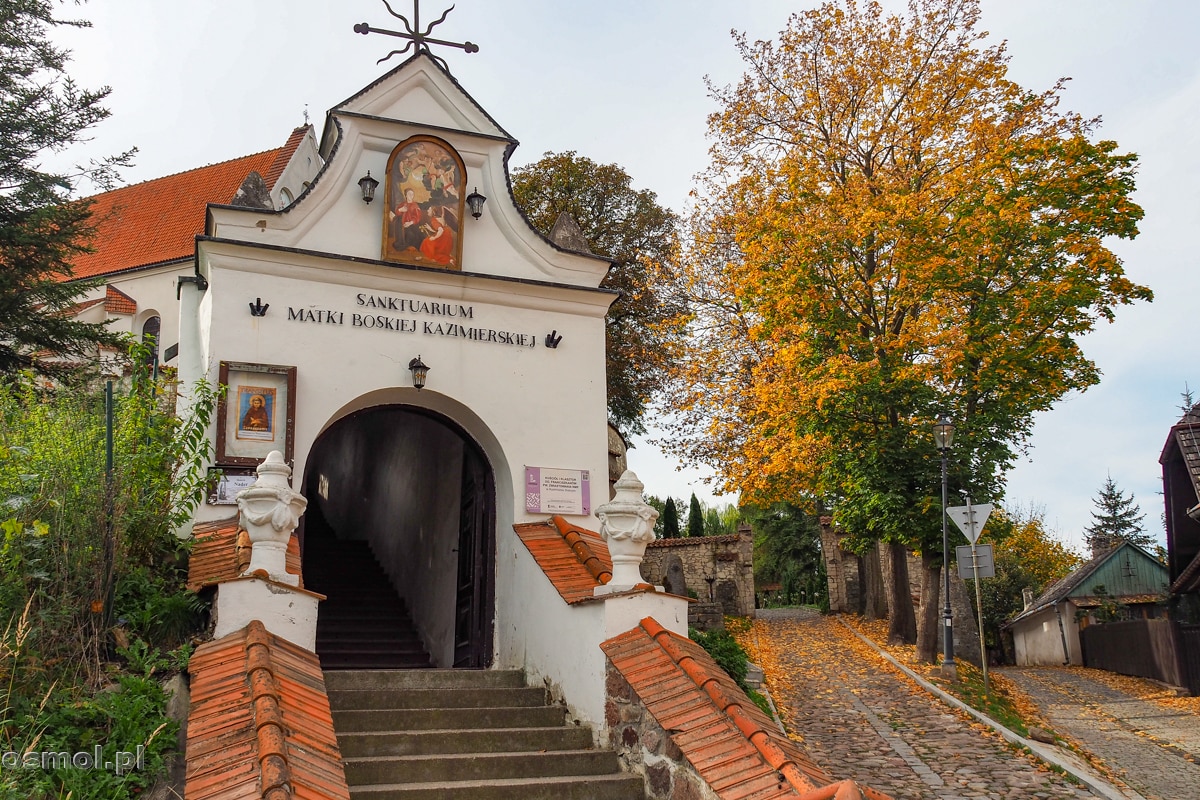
top-left (525, 467), bottom-right (591, 516)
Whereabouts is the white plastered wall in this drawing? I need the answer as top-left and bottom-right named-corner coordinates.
top-left (192, 243), bottom-right (613, 673)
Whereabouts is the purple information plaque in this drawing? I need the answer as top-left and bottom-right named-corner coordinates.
top-left (525, 467), bottom-right (591, 515)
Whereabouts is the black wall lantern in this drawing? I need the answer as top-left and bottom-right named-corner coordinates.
top-left (358, 171), bottom-right (380, 203)
top-left (408, 355), bottom-right (430, 390)
top-left (466, 187), bottom-right (487, 219)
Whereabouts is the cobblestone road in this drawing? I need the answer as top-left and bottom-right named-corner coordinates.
top-left (750, 609), bottom-right (1099, 799)
top-left (1000, 666), bottom-right (1200, 800)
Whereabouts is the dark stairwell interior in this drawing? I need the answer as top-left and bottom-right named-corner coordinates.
top-left (301, 405), bottom-right (494, 669)
top-left (303, 508), bottom-right (433, 669)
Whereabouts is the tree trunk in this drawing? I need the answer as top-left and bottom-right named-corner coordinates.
top-left (886, 541), bottom-right (917, 645)
top-left (861, 542), bottom-right (888, 621)
top-left (917, 551), bottom-right (941, 663)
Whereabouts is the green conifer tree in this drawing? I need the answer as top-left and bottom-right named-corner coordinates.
top-left (661, 497), bottom-right (680, 539)
top-left (1083, 475), bottom-right (1151, 551)
top-left (0, 1), bottom-right (132, 377)
top-left (687, 493), bottom-right (704, 538)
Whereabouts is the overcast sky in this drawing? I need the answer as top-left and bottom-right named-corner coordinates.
top-left (56, 1), bottom-right (1199, 553)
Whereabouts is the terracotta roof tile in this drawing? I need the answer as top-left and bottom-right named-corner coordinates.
top-left (70, 148), bottom-right (286, 281)
top-left (185, 620), bottom-right (350, 800)
top-left (647, 532), bottom-right (743, 548)
top-left (188, 517), bottom-right (301, 591)
top-left (513, 516), bottom-right (613, 603)
top-left (263, 126), bottom-right (310, 190)
top-left (104, 284), bottom-right (138, 315)
top-left (602, 618), bottom-right (894, 800)
top-left (61, 296), bottom-right (107, 316)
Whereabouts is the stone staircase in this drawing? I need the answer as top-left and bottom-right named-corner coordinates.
top-left (326, 669), bottom-right (646, 799)
top-left (303, 535), bottom-right (433, 669)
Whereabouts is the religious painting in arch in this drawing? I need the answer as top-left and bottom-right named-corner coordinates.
top-left (382, 135), bottom-right (466, 269)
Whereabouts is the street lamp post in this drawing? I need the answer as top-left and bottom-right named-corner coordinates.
top-left (933, 417), bottom-right (956, 680)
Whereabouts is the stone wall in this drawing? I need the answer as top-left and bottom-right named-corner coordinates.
top-left (820, 517), bottom-right (861, 614)
top-left (640, 526), bottom-right (754, 617)
top-left (605, 663), bottom-right (718, 800)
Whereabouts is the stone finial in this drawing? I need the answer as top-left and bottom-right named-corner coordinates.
top-left (548, 212), bottom-right (593, 254)
top-left (237, 451), bottom-right (307, 585)
top-left (594, 470), bottom-right (659, 593)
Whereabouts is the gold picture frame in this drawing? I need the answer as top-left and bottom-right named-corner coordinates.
top-left (381, 135), bottom-right (466, 270)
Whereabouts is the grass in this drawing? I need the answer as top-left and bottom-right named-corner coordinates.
top-left (842, 616), bottom-right (1043, 738)
top-left (926, 660), bottom-right (1030, 737)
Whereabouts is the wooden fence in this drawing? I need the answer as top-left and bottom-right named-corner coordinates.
top-left (1079, 619), bottom-right (1189, 690)
top-left (1178, 623), bottom-right (1200, 696)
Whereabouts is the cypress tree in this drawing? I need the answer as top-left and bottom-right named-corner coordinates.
top-left (661, 498), bottom-right (680, 539)
top-left (687, 493), bottom-right (704, 538)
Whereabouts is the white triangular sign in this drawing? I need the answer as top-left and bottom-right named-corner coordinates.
top-left (945, 503), bottom-right (992, 544)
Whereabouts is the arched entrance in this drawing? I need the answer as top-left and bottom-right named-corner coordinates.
top-left (301, 404), bottom-right (495, 668)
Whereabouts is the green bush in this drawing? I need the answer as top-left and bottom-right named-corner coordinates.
top-left (0, 349), bottom-right (216, 799)
top-left (689, 627), bottom-right (750, 690)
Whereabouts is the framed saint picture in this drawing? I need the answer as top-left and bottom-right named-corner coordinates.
top-left (215, 361), bottom-right (296, 467)
top-left (381, 135), bottom-right (467, 270)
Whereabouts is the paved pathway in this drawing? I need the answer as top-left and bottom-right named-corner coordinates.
top-left (1000, 666), bottom-right (1200, 800)
top-left (750, 609), bottom-right (1099, 799)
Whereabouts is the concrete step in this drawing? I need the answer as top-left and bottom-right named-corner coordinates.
top-left (344, 749), bottom-right (620, 784)
top-left (333, 705), bottom-right (566, 733)
top-left (321, 606), bottom-right (415, 618)
top-left (328, 686), bottom-right (548, 710)
top-left (322, 656), bottom-right (433, 671)
top-left (335, 726), bottom-right (594, 758)
top-left (347, 773), bottom-right (646, 800)
top-left (317, 628), bottom-right (424, 640)
top-left (325, 669), bottom-right (525, 691)
top-left (326, 668), bottom-right (643, 800)
top-left (318, 641), bottom-right (431, 655)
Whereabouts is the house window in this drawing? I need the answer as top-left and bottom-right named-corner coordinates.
top-left (141, 316), bottom-right (161, 371)
top-left (279, 187), bottom-right (294, 208)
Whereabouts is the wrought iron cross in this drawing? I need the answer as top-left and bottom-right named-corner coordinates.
top-left (354, 0), bottom-right (479, 70)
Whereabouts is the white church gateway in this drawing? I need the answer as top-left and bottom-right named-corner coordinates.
top-left (68, 29), bottom-right (888, 800)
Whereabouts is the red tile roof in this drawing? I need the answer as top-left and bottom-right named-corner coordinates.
top-left (188, 517), bottom-right (302, 592)
top-left (61, 296), bottom-right (107, 316)
top-left (513, 515), bottom-right (613, 603)
top-left (69, 149), bottom-right (286, 280)
top-left (602, 618), bottom-right (893, 800)
top-left (186, 620), bottom-right (350, 800)
top-left (263, 126), bottom-right (311, 190)
top-left (104, 284), bottom-right (137, 315)
top-left (647, 532), bottom-right (743, 548)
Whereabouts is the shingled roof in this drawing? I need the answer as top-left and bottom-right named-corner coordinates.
top-left (69, 130), bottom-right (306, 280)
top-left (1162, 403), bottom-right (1200, 591)
top-left (1006, 540), bottom-right (1163, 626)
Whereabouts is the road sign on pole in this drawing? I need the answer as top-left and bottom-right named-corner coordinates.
top-left (945, 503), bottom-right (992, 544)
top-left (956, 544), bottom-right (995, 579)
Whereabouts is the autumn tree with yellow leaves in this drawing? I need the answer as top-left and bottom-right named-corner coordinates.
top-left (662, 0), bottom-right (1150, 659)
